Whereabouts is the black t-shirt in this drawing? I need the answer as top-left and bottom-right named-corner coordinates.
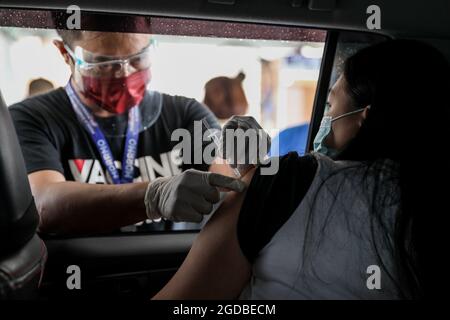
top-left (237, 152), bottom-right (318, 263)
top-left (9, 88), bottom-right (219, 184)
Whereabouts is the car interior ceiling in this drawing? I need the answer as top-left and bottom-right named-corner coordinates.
top-left (0, 0), bottom-right (449, 300)
top-left (1, 0), bottom-right (450, 38)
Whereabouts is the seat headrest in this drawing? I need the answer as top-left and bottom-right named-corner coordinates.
top-left (0, 92), bottom-right (39, 257)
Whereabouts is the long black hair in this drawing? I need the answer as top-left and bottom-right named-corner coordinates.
top-left (334, 39), bottom-right (450, 298)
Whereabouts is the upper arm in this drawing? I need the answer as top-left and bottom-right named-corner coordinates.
top-left (153, 169), bottom-right (256, 300)
top-left (28, 170), bottom-right (66, 194)
top-left (28, 170), bottom-right (66, 223)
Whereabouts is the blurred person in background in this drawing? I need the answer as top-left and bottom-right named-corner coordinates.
top-left (27, 77), bottom-right (54, 97)
top-left (203, 71), bottom-right (248, 122)
top-left (270, 122), bottom-right (310, 156)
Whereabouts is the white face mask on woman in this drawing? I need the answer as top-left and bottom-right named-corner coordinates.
top-left (313, 107), bottom-right (367, 157)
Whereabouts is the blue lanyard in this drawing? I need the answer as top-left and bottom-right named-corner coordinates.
top-left (65, 82), bottom-right (140, 184)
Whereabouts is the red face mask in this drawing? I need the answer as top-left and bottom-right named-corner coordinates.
top-left (81, 69), bottom-right (151, 114)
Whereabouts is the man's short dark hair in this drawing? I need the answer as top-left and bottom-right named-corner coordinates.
top-left (52, 11), bottom-right (151, 47)
top-left (55, 29), bottom-right (84, 47)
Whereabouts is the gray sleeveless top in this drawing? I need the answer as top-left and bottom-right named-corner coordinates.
top-left (239, 153), bottom-right (402, 299)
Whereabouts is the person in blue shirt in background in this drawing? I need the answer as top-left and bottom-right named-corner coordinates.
top-left (270, 123), bottom-right (309, 156)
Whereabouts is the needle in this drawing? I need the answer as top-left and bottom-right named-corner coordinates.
top-left (202, 118), bottom-right (242, 179)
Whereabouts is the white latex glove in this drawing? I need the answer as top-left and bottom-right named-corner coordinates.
top-left (144, 169), bottom-right (246, 223)
top-left (221, 115), bottom-right (271, 171)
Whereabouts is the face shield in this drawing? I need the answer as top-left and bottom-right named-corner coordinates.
top-left (64, 41), bottom-right (161, 137)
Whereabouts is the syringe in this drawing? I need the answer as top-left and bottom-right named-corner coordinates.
top-left (202, 118), bottom-right (242, 179)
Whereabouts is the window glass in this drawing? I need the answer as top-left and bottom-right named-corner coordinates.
top-left (330, 32), bottom-right (388, 94)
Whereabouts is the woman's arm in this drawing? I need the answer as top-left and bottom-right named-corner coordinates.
top-left (153, 168), bottom-right (256, 300)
